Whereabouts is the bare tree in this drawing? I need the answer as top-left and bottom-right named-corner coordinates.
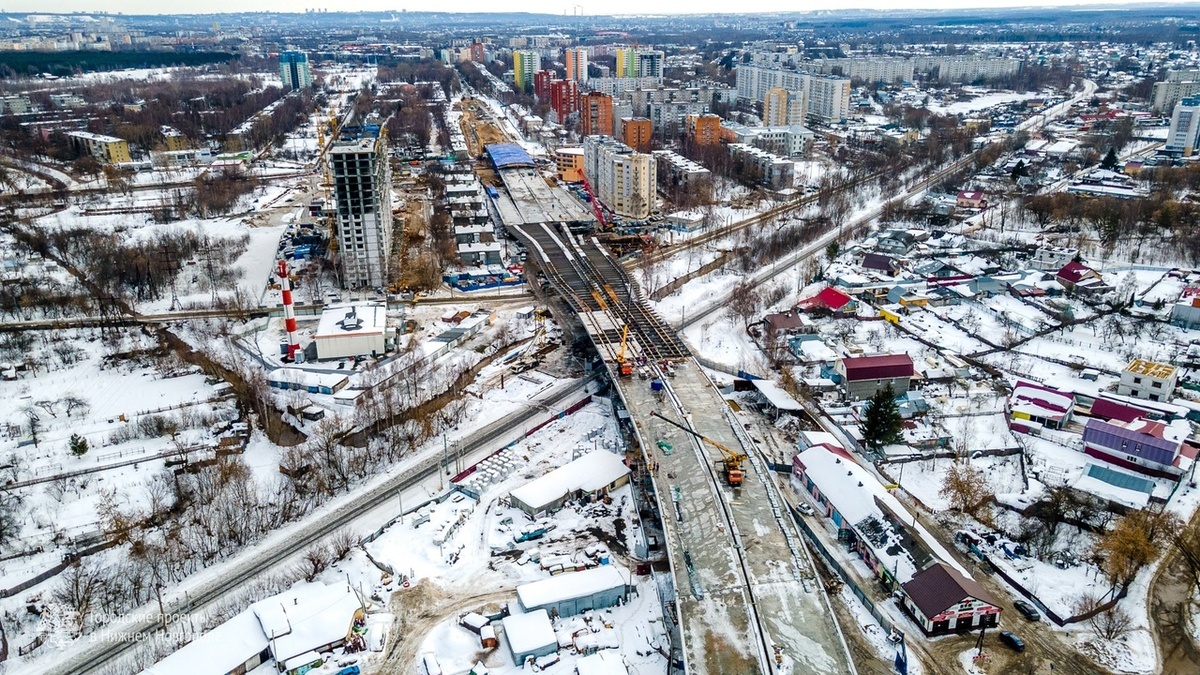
top-left (1072, 592), bottom-right (1134, 640)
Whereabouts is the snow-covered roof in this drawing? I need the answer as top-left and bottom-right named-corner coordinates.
top-left (502, 609), bottom-right (557, 654)
top-left (315, 302), bottom-right (387, 338)
top-left (253, 582), bottom-right (362, 663)
top-left (517, 566), bottom-right (626, 612)
top-left (751, 379), bottom-right (804, 412)
top-left (576, 650), bottom-right (630, 675)
top-left (142, 608), bottom-right (268, 675)
top-left (267, 367), bottom-right (349, 391)
top-left (1074, 463), bottom-right (1152, 509)
top-left (1010, 381), bottom-right (1073, 421)
top-left (509, 450), bottom-right (630, 511)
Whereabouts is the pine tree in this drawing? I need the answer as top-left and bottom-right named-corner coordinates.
top-left (861, 383), bottom-right (904, 450)
top-left (1101, 147), bottom-right (1119, 172)
top-left (69, 433), bottom-right (88, 457)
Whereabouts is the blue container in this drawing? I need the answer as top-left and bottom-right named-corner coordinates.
top-left (650, 379), bottom-right (663, 392)
top-left (599, 554), bottom-right (610, 565)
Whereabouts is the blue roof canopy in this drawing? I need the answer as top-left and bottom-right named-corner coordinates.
top-left (486, 143), bottom-right (535, 169)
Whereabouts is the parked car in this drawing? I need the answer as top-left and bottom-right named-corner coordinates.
top-left (999, 631), bottom-right (1025, 652)
top-left (1013, 600), bottom-right (1041, 621)
top-left (797, 502), bottom-right (814, 516)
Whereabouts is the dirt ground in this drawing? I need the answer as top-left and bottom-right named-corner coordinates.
top-left (376, 580), bottom-right (514, 674)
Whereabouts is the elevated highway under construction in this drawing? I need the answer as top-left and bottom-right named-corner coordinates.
top-left (511, 220), bottom-right (854, 675)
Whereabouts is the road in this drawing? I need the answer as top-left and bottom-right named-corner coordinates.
top-left (32, 376), bottom-right (594, 675)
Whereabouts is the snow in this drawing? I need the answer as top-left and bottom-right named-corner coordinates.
top-left (516, 566), bottom-right (627, 613)
top-left (142, 608), bottom-right (267, 675)
top-left (924, 90), bottom-right (1045, 116)
top-left (576, 650), bottom-right (630, 675)
top-left (508, 450), bottom-right (631, 514)
top-left (502, 609), bottom-right (557, 655)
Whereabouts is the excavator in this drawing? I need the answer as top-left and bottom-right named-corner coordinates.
top-left (615, 324), bottom-right (633, 377)
top-left (650, 411), bottom-right (747, 487)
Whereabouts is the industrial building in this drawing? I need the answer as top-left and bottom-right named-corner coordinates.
top-left (583, 136), bottom-right (656, 220)
top-left (515, 565), bottom-right (629, 617)
top-left (266, 368), bottom-right (350, 395)
top-left (508, 449), bottom-right (631, 517)
top-left (313, 302), bottom-right (389, 360)
top-left (66, 131), bottom-right (132, 164)
top-left (330, 128), bottom-right (392, 288)
top-left (501, 609), bottom-right (557, 665)
top-left (279, 50), bottom-right (313, 90)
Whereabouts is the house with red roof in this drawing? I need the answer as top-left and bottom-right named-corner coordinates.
top-left (901, 562), bottom-right (1002, 635)
top-left (956, 191), bottom-right (987, 209)
top-left (836, 353), bottom-right (915, 399)
top-left (1056, 261), bottom-right (1107, 293)
top-left (796, 286), bottom-right (856, 313)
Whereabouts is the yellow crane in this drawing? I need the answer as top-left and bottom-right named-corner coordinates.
top-left (650, 411), bottom-right (747, 487)
top-left (615, 324), bottom-right (633, 377)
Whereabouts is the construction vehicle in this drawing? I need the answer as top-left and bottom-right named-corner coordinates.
top-left (615, 325), bottom-right (633, 377)
top-left (650, 411), bottom-right (747, 487)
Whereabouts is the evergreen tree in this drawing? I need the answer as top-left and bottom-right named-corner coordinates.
top-left (861, 383), bottom-right (904, 450)
top-left (1101, 147), bottom-right (1119, 172)
top-left (1010, 159), bottom-right (1028, 181)
top-left (69, 433), bottom-right (88, 457)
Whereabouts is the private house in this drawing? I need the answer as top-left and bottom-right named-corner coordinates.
top-left (901, 562), bottom-right (1002, 635)
top-left (1081, 417), bottom-right (1196, 480)
top-left (1117, 359), bottom-right (1178, 402)
top-left (1170, 291), bottom-right (1200, 330)
top-left (836, 353), bottom-right (915, 400)
top-left (1009, 381), bottom-right (1074, 431)
top-left (956, 191), bottom-right (988, 209)
top-left (862, 252), bottom-right (901, 276)
top-left (876, 231), bottom-right (917, 256)
top-left (763, 310), bottom-right (814, 335)
top-left (796, 286), bottom-right (856, 313)
top-left (1056, 261), bottom-right (1107, 294)
top-left (1030, 246), bottom-right (1078, 272)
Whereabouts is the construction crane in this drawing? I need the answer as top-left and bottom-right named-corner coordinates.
top-left (615, 324), bottom-right (633, 377)
top-left (580, 178), bottom-right (607, 228)
top-left (650, 411), bottom-right (747, 487)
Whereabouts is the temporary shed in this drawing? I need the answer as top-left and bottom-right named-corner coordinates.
top-left (502, 609), bottom-right (557, 665)
top-left (509, 450), bottom-right (630, 517)
top-left (750, 379), bottom-right (805, 419)
top-left (516, 566), bottom-right (628, 618)
top-left (314, 302), bottom-right (388, 360)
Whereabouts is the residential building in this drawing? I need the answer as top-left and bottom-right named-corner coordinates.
top-left (469, 42), bottom-right (486, 63)
top-left (49, 93), bottom-right (86, 109)
top-left (583, 135), bottom-right (656, 219)
top-left (1030, 246), bottom-right (1078, 272)
top-left (1171, 291), bottom-right (1200, 330)
top-left (876, 230), bottom-right (917, 256)
top-left (956, 191), bottom-right (987, 209)
top-left (66, 131), bottom-right (131, 164)
top-left (806, 74), bottom-right (851, 123)
top-left (796, 286), bottom-right (855, 313)
top-left (686, 113), bottom-right (724, 146)
top-left (1117, 359), bottom-right (1178, 402)
top-left (513, 49), bottom-right (541, 91)
top-left (278, 50), bottom-right (312, 90)
top-left (565, 46), bottom-right (589, 82)
top-left (620, 117), bottom-right (653, 152)
top-left (910, 55), bottom-right (1022, 83)
top-left (1153, 70), bottom-right (1200, 112)
top-left (901, 562), bottom-right (1001, 635)
top-left (549, 79), bottom-right (579, 125)
top-left (1082, 417), bottom-right (1196, 480)
top-left (580, 91), bottom-right (615, 136)
top-left (615, 47), bottom-right (637, 78)
top-left (635, 49), bottom-right (665, 81)
top-left (555, 147), bottom-right (585, 182)
top-left (724, 123), bottom-right (813, 156)
top-left (652, 150), bottom-right (712, 200)
top-left (727, 143), bottom-right (795, 190)
top-left (648, 101), bottom-right (709, 133)
top-left (1055, 260), bottom-right (1106, 293)
top-left (0, 94), bottom-right (31, 115)
top-left (1166, 97), bottom-right (1200, 156)
top-left (160, 126), bottom-right (188, 151)
top-left (533, 69), bottom-right (556, 102)
top-left (763, 87), bottom-right (805, 125)
top-left (330, 130), bottom-right (393, 289)
top-left (1009, 381), bottom-right (1074, 431)
top-left (809, 57), bottom-right (914, 84)
top-left (836, 353), bottom-right (914, 400)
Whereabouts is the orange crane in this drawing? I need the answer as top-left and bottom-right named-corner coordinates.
top-left (650, 411), bottom-right (747, 487)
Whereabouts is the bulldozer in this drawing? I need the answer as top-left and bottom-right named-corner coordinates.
top-left (650, 411), bottom-right (747, 487)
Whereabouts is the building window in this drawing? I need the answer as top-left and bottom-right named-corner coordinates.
top-left (1152, 382), bottom-right (1162, 389)
top-left (1133, 377), bottom-right (1142, 384)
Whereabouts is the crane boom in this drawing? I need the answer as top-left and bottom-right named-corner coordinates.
top-left (649, 410), bottom-right (747, 486)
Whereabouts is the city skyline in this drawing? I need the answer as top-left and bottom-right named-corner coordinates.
top-left (1, 0), bottom-right (1192, 16)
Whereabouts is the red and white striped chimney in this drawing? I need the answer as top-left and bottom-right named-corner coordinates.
top-left (277, 260), bottom-right (300, 360)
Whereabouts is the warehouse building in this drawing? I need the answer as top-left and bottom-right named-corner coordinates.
top-left (516, 566), bottom-right (629, 618)
top-left (313, 302), bottom-right (388, 361)
top-left (508, 449), bottom-right (630, 517)
top-left (501, 609), bottom-right (557, 665)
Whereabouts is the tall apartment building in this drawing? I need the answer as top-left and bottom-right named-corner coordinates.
top-left (549, 80), bottom-right (580, 125)
top-left (279, 51), bottom-right (312, 90)
top-left (615, 48), bottom-right (637, 78)
top-left (763, 87), bottom-right (806, 126)
top-left (1153, 70), bottom-right (1200, 113)
top-left (910, 55), bottom-right (1021, 83)
top-left (330, 131), bottom-right (393, 289)
top-left (685, 113), bottom-right (724, 146)
top-left (66, 131), bottom-right (132, 164)
top-left (806, 75), bottom-right (851, 124)
top-left (0, 94), bottom-right (31, 115)
top-left (565, 47), bottom-right (589, 82)
top-left (648, 101), bottom-right (709, 132)
top-left (583, 136), bottom-right (656, 220)
top-left (469, 42), bottom-right (486, 63)
top-left (513, 50), bottom-right (541, 91)
top-left (533, 70), bottom-right (556, 102)
top-left (1167, 97), bottom-right (1200, 157)
top-left (809, 57), bottom-right (914, 84)
top-left (614, 47), bottom-right (664, 80)
top-left (580, 91), bottom-right (615, 136)
top-left (652, 150), bottom-right (712, 200)
top-left (620, 117), bottom-right (653, 152)
top-left (736, 65), bottom-right (850, 123)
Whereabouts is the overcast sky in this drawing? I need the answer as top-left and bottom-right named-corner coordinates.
top-left (4, 0), bottom-right (1191, 17)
